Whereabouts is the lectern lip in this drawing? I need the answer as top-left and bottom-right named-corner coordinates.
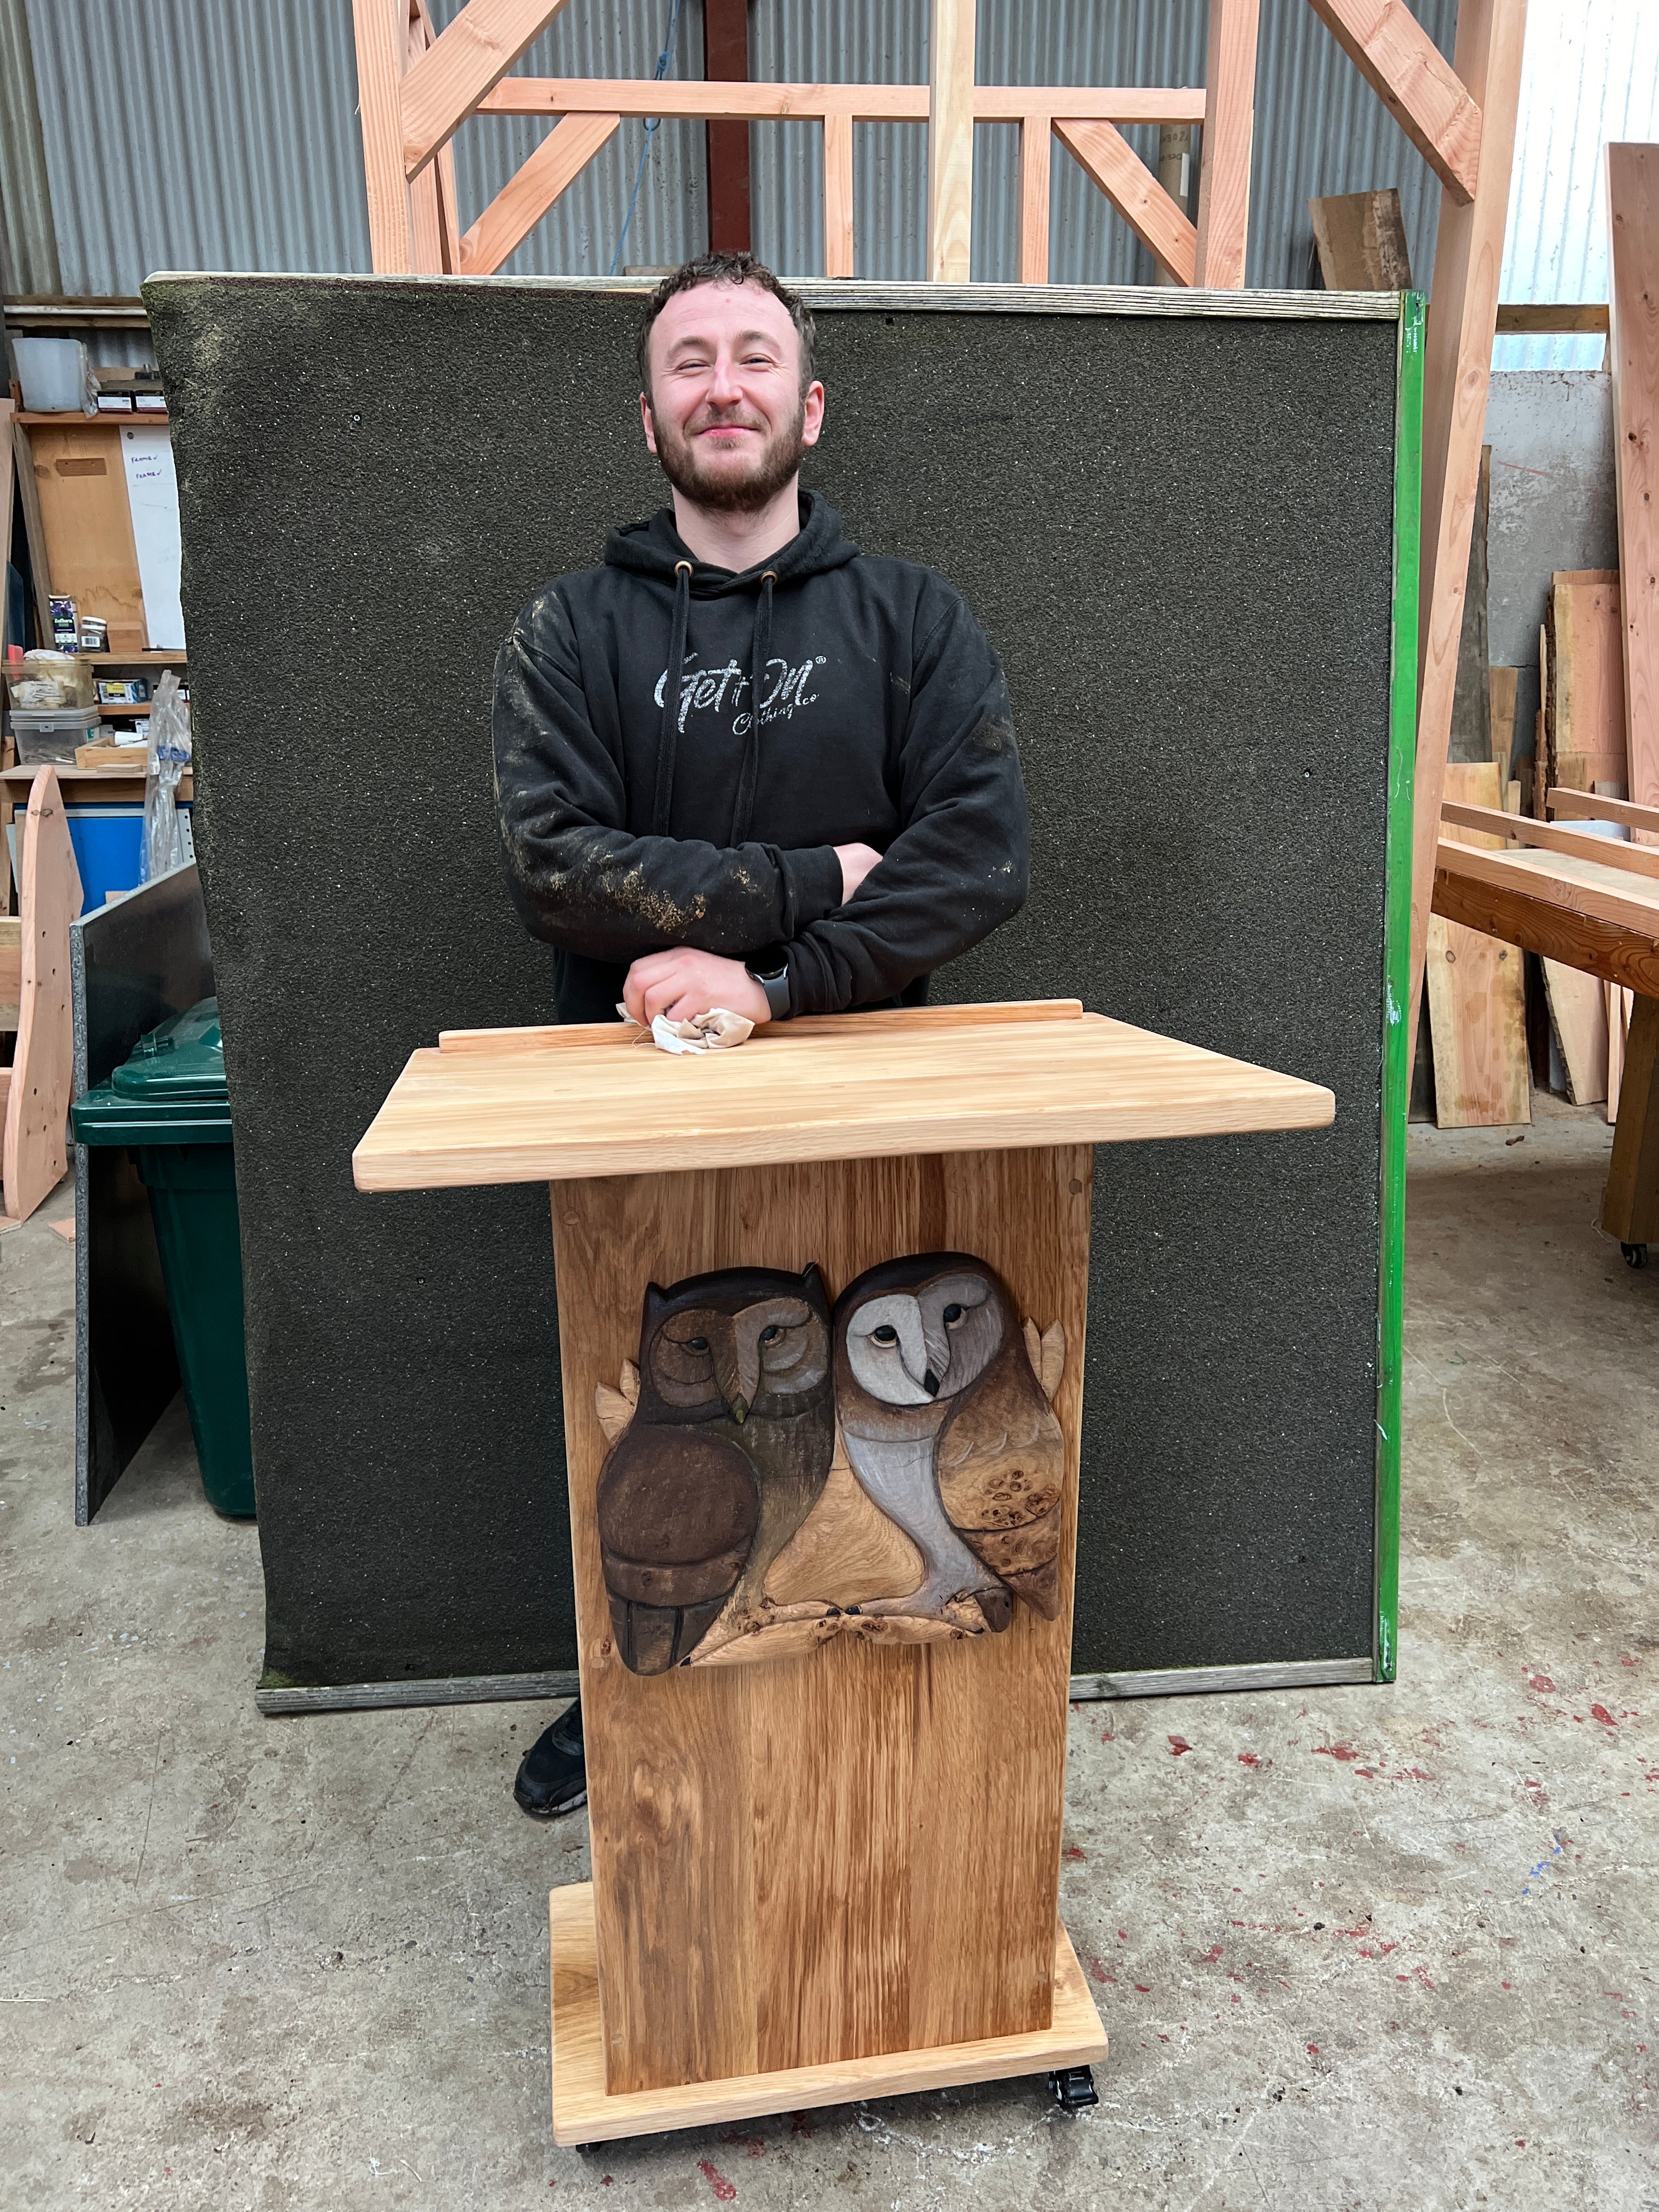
top-left (349, 1007), bottom-right (1336, 1193)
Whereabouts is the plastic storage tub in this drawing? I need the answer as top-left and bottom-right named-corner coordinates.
top-left (71, 998), bottom-right (254, 1517)
top-left (12, 335), bottom-right (95, 414)
top-left (10, 707), bottom-right (100, 764)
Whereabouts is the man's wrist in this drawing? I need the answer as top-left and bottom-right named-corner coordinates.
top-left (744, 946), bottom-right (792, 1021)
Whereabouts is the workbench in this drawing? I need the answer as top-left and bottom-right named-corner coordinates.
top-left (1432, 795), bottom-right (1659, 1260)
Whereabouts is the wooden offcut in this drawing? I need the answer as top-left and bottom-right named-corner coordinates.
top-left (1425, 762), bottom-right (1528, 1127)
top-left (1544, 958), bottom-right (1609, 1107)
top-left (1608, 144), bottom-right (1659, 825)
top-left (1447, 445), bottom-right (1491, 766)
top-left (1544, 569), bottom-right (1627, 796)
top-left (2, 769), bottom-right (84, 1224)
top-left (1490, 663), bottom-right (1519, 782)
top-left (1309, 187), bottom-right (1413, 290)
top-left (1607, 981), bottom-right (1634, 1125)
top-left (548, 1882), bottom-right (1106, 2146)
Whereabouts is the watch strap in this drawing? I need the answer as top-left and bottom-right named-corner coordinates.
top-left (746, 953), bottom-right (792, 1021)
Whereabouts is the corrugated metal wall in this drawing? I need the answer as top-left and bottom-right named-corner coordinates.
top-left (0, 0), bottom-right (61, 294)
top-left (13, 0), bottom-right (1458, 309)
top-left (1494, 0), bottom-right (1659, 370)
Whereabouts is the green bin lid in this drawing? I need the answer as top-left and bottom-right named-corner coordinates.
top-left (111, 996), bottom-right (228, 1104)
top-left (71, 996), bottom-right (234, 1147)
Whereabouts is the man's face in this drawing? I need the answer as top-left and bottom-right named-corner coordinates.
top-left (641, 280), bottom-right (825, 515)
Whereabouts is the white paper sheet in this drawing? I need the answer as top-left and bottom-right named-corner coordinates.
top-left (119, 426), bottom-right (185, 651)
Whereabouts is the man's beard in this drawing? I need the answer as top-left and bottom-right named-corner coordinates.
top-left (652, 396), bottom-right (808, 515)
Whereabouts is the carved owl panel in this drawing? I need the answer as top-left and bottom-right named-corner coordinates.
top-left (833, 1252), bottom-right (1065, 1629)
top-left (595, 1264), bottom-right (834, 1674)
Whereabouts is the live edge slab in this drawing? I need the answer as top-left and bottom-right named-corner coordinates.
top-left (353, 1001), bottom-right (1333, 2145)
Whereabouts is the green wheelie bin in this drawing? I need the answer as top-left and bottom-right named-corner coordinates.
top-left (71, 997), bottom-right (255, 1519)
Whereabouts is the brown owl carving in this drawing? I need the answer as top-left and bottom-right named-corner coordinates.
top-left (596, 1265), bottom-right (834, 1673)
top-left (834, 1252), bottom-right (1065, 1626)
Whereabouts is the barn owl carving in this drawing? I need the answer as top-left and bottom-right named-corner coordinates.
top-left (595, 1264), bottom-right (834, 1673)
top-left (833, 1253), bottom-right (1066, 1628)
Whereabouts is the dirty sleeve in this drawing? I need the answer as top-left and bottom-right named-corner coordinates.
top-left (781, 589), bottom-right (1030, 1018)
top-left (492, 594), bottom-right (844, 962)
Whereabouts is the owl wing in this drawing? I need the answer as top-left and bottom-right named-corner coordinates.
top-left (936, 1352), bottom-right (1065, 1620)
top-left (596, 1424), bottom-right (759, 1673)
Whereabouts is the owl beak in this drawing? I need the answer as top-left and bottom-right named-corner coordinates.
top-left (922, 1369), bottom-right (941, 1397)
top-left (714, 1336), bottom-right (754, 1425)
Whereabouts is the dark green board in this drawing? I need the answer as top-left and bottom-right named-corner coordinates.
top-left (144, 274), bottom-right (1413, 1695)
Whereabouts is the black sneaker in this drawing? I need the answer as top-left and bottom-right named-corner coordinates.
top-left (514, 1699), bottom-right (586, 1818)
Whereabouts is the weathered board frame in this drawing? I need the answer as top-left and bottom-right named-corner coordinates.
top-left (145, 270), bottom-right (1418, 1710)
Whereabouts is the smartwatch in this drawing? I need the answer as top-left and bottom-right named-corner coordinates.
top-left (744, 947), bottom-right (792, 1021)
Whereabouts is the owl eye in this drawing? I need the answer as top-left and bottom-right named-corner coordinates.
top-left (943, 1303), bottom-right (965, 1324)
top-left (759, 1324), bottom-right (783, 1345)
top-left (687, 1336), bottom-right (709, 1352)
top-left (871, 1324), bottom-right (899, 1345)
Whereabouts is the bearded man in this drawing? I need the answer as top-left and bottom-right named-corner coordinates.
top-left (492, 250), bottom-right (1031, 1816)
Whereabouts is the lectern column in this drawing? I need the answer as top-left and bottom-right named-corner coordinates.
top-left (551, 1142), bottom-right (1092, 2095)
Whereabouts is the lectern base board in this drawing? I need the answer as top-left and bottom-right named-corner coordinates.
top-left (549, 1883), bottom-right (1108, 2147)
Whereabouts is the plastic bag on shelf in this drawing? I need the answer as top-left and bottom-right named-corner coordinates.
top-left (141, 672), bottom-right (193, 883)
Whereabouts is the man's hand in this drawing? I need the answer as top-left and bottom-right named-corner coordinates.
top-left (835, 842), bottom-right (882, 902)
top-left (623, 948), bottom-right (772, 1028)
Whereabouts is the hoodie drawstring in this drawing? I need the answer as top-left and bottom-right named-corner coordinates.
top-left (729, 570), bottom-right (776, 846)
top-left (651, 559), bottom-right (694, 836)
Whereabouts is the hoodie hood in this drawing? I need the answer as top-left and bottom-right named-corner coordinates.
top-left (603, 489), bottom-right (861, 596)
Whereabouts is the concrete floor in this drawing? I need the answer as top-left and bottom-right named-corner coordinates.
top-left (2, 1099), bottom-right (1655, 2211)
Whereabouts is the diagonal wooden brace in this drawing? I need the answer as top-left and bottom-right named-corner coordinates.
top-left (1054, 119), bottom-right (1197, 286)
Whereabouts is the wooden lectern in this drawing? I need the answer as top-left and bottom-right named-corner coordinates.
top-left (354, 1001), bottom-right (1333, 2142)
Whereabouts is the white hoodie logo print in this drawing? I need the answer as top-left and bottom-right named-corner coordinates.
top-left (653, 652), bottom-right (828, 737)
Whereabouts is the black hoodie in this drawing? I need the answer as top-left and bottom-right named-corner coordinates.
top-left (492, 492), bottom-right (1030, 1022)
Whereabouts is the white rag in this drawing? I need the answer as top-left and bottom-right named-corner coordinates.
top-left (616, 1003), bottom-right (756, 1056)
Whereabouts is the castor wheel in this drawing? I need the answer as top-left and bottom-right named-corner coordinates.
top-left (1622, 1242), bottom-right (1649, 1269)
top-left (1047, 2065), bottom-right (1099, 2112)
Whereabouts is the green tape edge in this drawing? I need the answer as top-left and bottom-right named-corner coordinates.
top-left (1376, 290), bottom-right (1424, 1684)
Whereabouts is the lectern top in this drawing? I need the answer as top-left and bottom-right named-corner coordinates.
top-left (352, 1000), bottom-right (1333, 1193)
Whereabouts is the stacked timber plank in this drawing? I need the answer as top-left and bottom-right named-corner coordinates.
top-left (1425, 762), bottom-right (1528, 1126)
top-left (1534, 568), bottom-right (1631, 1108)
top-left (1541, 569), bottom-right (1628, 809)
top-left (1609, 143), bottom-right (1659, 833)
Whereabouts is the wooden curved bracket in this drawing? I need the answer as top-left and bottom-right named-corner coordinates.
top-left (3, 768), bottom-right (83, 1226)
